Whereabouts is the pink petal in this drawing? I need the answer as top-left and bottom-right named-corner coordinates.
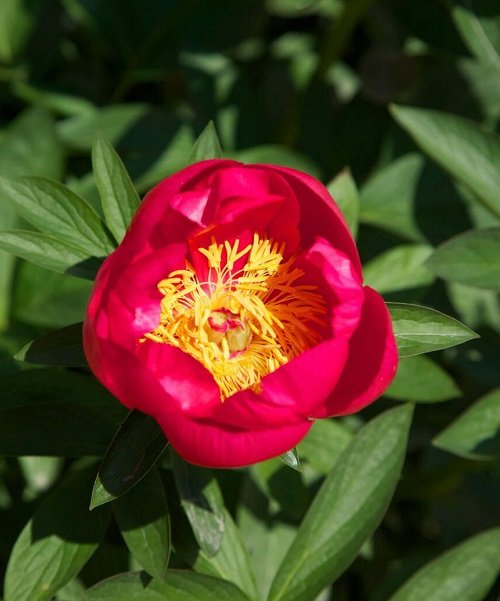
top-left (261, 164), bottom-right (363, 279)
top-left (136, 339), bottom-right (220, 417)
top-left (310, 287), bottom-right (398, 418)
top-left (155, 408), bottom-right (313, 468)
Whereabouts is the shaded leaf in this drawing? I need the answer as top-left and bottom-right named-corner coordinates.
top-left (433, 388), bottom-right (500, 460)
top-left (90, 411), bottom-right (168, 509)
top-left (427, 227), bottom-right (500, 290)
top-left (385, 355), bottom-right (461, 403)
top-left (387, 528), bottom-right (500, 601)
top-left (0, 368), bottom-right (125, 456)
top-left (390, 104), bottom-right (500, 218)
top-left (171, 453), bottom-right (225, 558)
top-left (92, 138), bottom-right (141, 243)
top-left (15, 323), bottom-right (86, 367)
top-left (388, 303), bottom-right (479, 357)
top-left (84, 571), bottom-right (251, 601)
top-left (57, 105), bottom-right (149, 151)
top-left (451, 0), bottom-right (500, 70)
top-left (268, 405), bottom-right (413, 601)
top-left (113, 468), bottom-right (171, 579)
top-left (4, 467), bottom-right (110, 601)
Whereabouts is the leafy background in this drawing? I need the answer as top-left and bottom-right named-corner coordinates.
top-left (1, 0), bottom-right (500, 600)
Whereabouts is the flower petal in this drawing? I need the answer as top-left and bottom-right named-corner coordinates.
top-left (136, 339), bottom-right (221, 417)
top-left (310, 287), bottom-right (398, 418)
top-left (155, 408), bottom-right (313, 468)
top-left (264, 164), bottom-right (363, 279)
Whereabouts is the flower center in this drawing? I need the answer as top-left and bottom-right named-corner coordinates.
top-left (144, 233), bottom-right (326, 400)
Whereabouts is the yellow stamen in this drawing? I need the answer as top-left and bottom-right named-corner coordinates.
top-left (144, 234), bottom-right (326, 400)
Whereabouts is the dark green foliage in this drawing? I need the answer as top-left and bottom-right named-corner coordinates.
top-left (1, 1), bottom-right (500, 600)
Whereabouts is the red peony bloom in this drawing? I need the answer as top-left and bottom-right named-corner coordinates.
top-left (84, 160), bottom-right (398, 468)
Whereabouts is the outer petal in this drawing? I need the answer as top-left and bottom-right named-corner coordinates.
top-left (155, 408), bottom-right (313, 468)
top-left (136, 340), bottom-right (220, 417)
top-left (263, 164), bottom-right (363, 279)
top-left (120, 159), bottom-right (239, 258)
top-left (310, 287), bottom-right (398, 418)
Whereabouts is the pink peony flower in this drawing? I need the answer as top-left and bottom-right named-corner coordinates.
top-left (84, 160), bottom-right (398, 468)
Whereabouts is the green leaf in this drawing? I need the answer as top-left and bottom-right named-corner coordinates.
top-left (0, 107), bottom-right (64, 329)
top-left (113, 468), bottom-right (171, 579)
top-left (189, 122), bottom-right (223, 164)
top-left (0, 177), bottom-right (114, 256)
top-left (171, 501), bottom-right (258, 600)
top-left (385, 355), bottom-right (461, 403)
top-left (387, 528), bottom-right (500, 601)
top-left (15, 323), bottom-right (86, 367)
top-left (171, 453), bottom-right (225, 558)
top-left (433, 388), bottom-right (500, 460)
top-left (327, 168), bottom-right (359, 238)
top-left (0, 0), bottom-right (37, 63)
top-left (232, 145), bottom-right (321, 179)
top-left (268, 404), bottom-right (413, 601)
top-left (237, 475), bottom-right (298, 601)
top-left (84, 571), bottom-right (251, 601)
top-left (451, 0), bottom-right (500, 71)
top-left (390, 105), bottom-right (500, 218)
top-left (57, 104), bottom-right (149, 151)
top-left (4, 467), bottom-right (110, 601)
top-left (92, 138), bottom-right (141, 243)
top-left (0, 230), bottom-right (102, 279)
top-left (427, 227), bottom-right (500, 290)
top-left (447, 281), bottom-right (500, 331)
top-left (90, 410), bottom-right (168, 510)
top-left (297, 419), bottom-right (354, 475)
top-left (359, 154), bottom-right (424, 241)
top-left (388, 303), bottom-right (479, 357)
top-left (0, 108), bottom-right (64, 180)
top-left (280, 448), bottom-right (301, 471)
top-left (0, 368), bottom-right (125, 456)
top-left (13, 262), bottom-right (93, 328)
top-left (363, 244), bottom-right (434, 294)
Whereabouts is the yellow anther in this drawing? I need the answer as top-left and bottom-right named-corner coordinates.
top-left (144, 234), bottom-right (326, 400)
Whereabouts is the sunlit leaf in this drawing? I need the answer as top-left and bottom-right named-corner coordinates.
top-left (390, 105), bottom-right (500, 218)
top-left (268, 405), bottom-right (413, 601)
top-left (363, 244), bottom-right (434, 294)
top-left (0, 177), bottom-right (114, 256)
top-left (388, 303), bottom-right (479, 357)
top-left (92, 138), bottom-right (140, 243)
top-left (189, 122), bottom-right (223, 164)
top-left (385, 355), bottom-right (460, 403)
top-left (4, 467), bottom-right (110, 601)
top-left (327, 168), bottom-right (359, 238)
top-left (387, 528), bottom-right (500, 601)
